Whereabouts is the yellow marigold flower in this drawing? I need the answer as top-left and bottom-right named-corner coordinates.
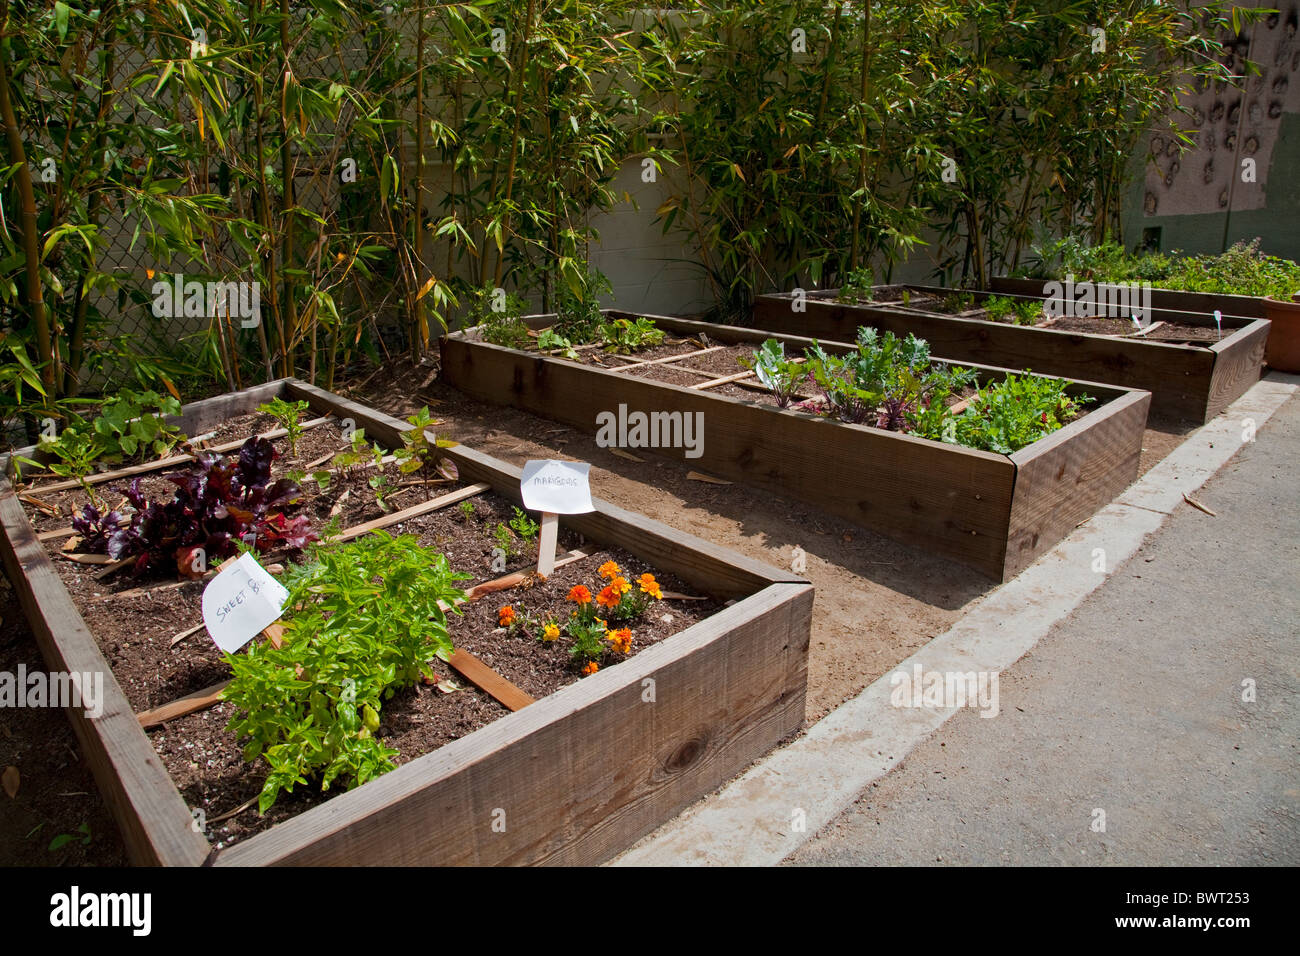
top-left (611, 575), bottom-right (631, 595)
top-left (609, 628), bottom-right (632, 654)
top-left (639, 573), bottom-right (662, 599)
top-left (498, 605), bottom-right (516, 627)
top-left (567, 584), bottom-right (592, 605)
top-left (596, 585), bottom-right (621, 609)
top-left (581, 660), bottom-right (599, 675)
top-left (543, 623), bottom-right (560, 642)
top-left (598, 560), bottom-right (621, 580)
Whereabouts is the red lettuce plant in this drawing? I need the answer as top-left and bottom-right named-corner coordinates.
top-left (77, 436), bottom-right (316, 577)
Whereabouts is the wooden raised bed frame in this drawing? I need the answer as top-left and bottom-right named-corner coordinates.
top-left (441, 313), bottom-right (1151, 582)
top-left (0, 379), bottom-right (812, 866)
top-left (750, 282), bottom-right (1269, 424)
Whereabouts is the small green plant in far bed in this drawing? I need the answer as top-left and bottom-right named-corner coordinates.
top-left (837, 266), bottom-right (875, 304)
top-left (983, 296), bottom-right (1043, 326)
top-left (1026, 237), bottom-right (1300, 298)
top-left (553, 268), bottom-right (612, 343)
top-left (223, 532), bottom-right (471, 813)
top-left (536, 327), bottom-right (578, 359)
top-left (746, 327), bottom-right (1086, 455)
top-left (457, 499), bottom-right (476, 521)
top-left (466, 284), bottom-right (532, 349)
top-left (941, 291), bottom-right (976, 313)
top-left (598, 316), bottom-right (665, 354)
top-left (257, 397), bottom-right (310, 456)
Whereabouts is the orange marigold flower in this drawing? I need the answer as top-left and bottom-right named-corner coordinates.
top-left (567, 584), bottom-right (592, 605)
top-left (543, 623), bottom-right (560, 642)
top-left (498, 605), bottom-right (516, 627)
top-left (639, 573), bottom-right (663, 599)
top-left (581, 660), bottom-right (599, 675)
top-left (609, 628), bottom-right (632, 654)
top-left (598, 560), bottom-right (621, 580)
top-left (596, 585), bottom-right (621, 609)
top-left (611, 575), bottom-right (631, 595)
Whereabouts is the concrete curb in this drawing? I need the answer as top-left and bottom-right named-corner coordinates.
top-left (612, 372), bottom-right (1299, 866)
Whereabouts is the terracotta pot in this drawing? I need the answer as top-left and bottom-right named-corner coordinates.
top-left (1263, 294), bottom-right (1300, 373)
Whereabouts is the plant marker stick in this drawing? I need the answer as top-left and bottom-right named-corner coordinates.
top-left (1130, 313), bottom-right (1141, 332)
top-left (537, 511), bottom-right (559, 577)
top-left (1214, 309), bottom-right (1222, 340)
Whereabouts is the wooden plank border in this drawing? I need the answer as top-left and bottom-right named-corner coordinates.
top-left (441, 313), bottom-right (1150, 581)
top-left (751, 284), bottom-right (1267, 424)
top-left (0, 380), bottom-right (810, 866)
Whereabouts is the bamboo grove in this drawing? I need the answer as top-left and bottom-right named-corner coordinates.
top-left (1, 1), bottom-right (1242, 421)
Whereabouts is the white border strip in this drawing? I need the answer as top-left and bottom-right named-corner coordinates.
top-left (613, 373), bottom-right (1299, 866)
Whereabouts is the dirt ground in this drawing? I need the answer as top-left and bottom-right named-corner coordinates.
top-left (0, 354), bottom-right (1194, 865)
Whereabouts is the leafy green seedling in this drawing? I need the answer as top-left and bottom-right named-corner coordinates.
top-left (258, 397), bottom-right (310, 456)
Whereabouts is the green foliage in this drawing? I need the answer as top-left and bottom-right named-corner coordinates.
top-left (1027, 237), bottom-right (1300, 299)
top-left (947, 373), bottom-right (1092, 455)
top-left (536, 328), bottom-right (577, 359)
top-left (258, 398), bottom-right (310, 457)
top-left (223, 532), bottom-right (470, 813)
top-left (508, 507), bottom-right (539, 541)
top-left (598, 316), bottom-right (665, 354)
top-left (567, 618), bottom-right (609, 664)
top-left (553, 269), bottom-right (611, 343)
top-left (493, 522), bottom-right (518, 561)
top-left (17, 429), bottom-right (104, 505)
top-left (743, 339), bottom-right (806, 409)
top-left (457, 499), bottom-right (476, 521)
top-left (366, 442), bottom-right (397, 512)
top-left (803, 328), bottom-right (976, 431)
top-left (838, 267), bottom-right (876, 304)
top-left (983, 296), bottom-right (1042, 326)
top-left (395, 406), bottom-right (458, 497)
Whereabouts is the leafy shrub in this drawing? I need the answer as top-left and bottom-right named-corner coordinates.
top-left (223, 532), bottom-right (470, 812)
top-left (838, 266), bottom-right (875, 304)
top-left (947, 373), bottom-right (1092, 454)
top-left (598, 316), bottom-right (665, 354)
top-left (395, 406), bottom-right (458, 497)
top-left (553, 268), bottom-right (611, 343)
top-left (466, 284), bottom-right (531, 349)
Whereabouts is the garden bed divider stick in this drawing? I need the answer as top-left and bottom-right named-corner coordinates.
top-left (604, 345), bottom-right (726, 372)
top-left (334, 482), bottom-right (490, 542)
top-left (447, 650), bottom-right (535, 711)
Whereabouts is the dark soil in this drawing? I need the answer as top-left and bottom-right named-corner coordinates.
top-left (12, 409), bottom-right (721, 851)
top-left (1046, 315), bottom-right (1226, 344)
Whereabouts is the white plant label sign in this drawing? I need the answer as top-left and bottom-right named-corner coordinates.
top-left (520, 460), bottom-right (594, 514)
top-left (202, 552), bottom-right (289, 653)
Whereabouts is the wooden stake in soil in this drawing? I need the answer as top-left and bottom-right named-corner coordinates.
top-left (537, 512), bottom-right (559, 577)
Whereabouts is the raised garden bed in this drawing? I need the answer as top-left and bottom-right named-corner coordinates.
top-left (441, 313), bottom-right (1151, 582)
top-left (0, 378), bottom-right (811, 866)
top-left (751, 283), bottom-right (1268, 424)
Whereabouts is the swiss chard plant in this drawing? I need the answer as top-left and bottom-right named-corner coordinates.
top-left (80, 436), bottom-right (315, 577)
top-left (742, 339), bottom-right (806, 409)
top-left (222, 532), bottom-right (470, 813)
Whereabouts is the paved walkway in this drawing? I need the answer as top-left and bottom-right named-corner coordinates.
top-left (786, 392), bottom-right (1300, 866)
